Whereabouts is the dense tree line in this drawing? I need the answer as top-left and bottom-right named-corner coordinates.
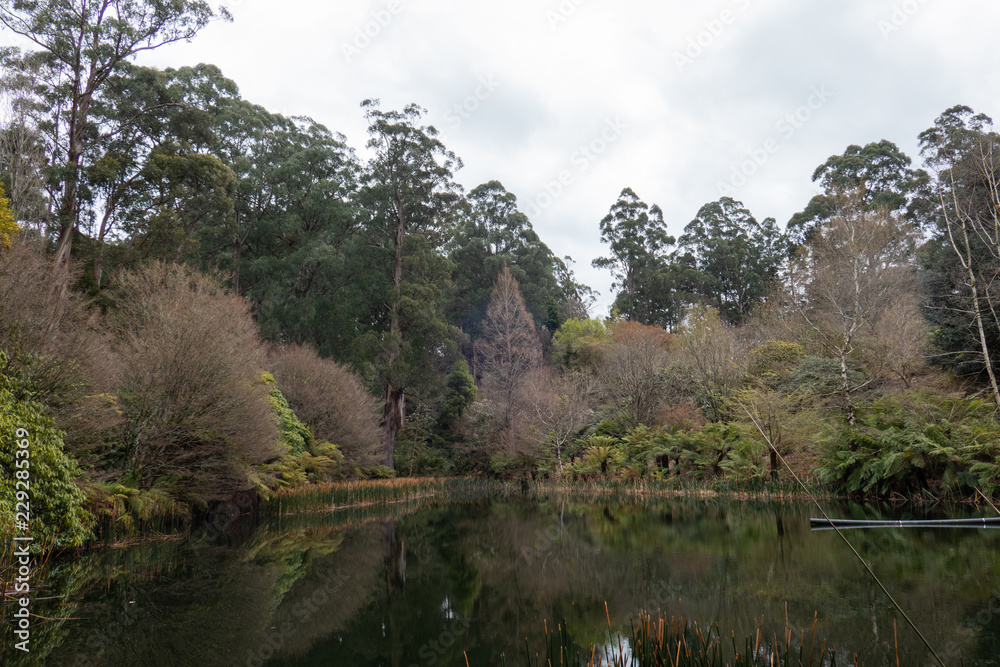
top-left (1, 2), bottom-right (1000, 547)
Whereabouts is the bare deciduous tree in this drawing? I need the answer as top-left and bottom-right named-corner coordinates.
top-left (527, 369), bottom-right (597, 474)
top-left (0, 241), bottom-right (111, 406)
top-left (786, 192), bottom-right (918, 425)
top-left (866, 295), bottom-right (929, 388)
top-left (600, 321), bottom-right (674, 426)
top-left (677, 304), bottom-right (746, 421)
top-left (938, 138), bottom-right (1000, 408)
top-left (114, 262), bottom-right (278, 502)
top-left (479, 265), bottom-right (543, 428)
top-left (268, 344), bottom-right (381, 467)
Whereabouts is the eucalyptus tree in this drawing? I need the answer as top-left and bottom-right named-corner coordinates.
top-left (788, 140), bottom-right (929, 247)
top-left (918, 105), bottom-right (1000, 409)
top-left (677, 197), bottom-right (787, 325)
top-left (593, 187), bottom-right (677, 326)
top-left (0, 0), bottom-right (224, 266)
top-left (84, 64), bottom-right (200, 285)
top-left (447, 180), bottom-right (570, 339)
top-left (0, 59), bottom-right (49, 232)
top-left (358, 100), bottom-right (463, 467)
top-left (234, 114), bottom-right (359, 351)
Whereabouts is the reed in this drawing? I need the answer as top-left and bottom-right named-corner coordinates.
top-left (535, 477), bottom-right (812, 503)
top-left (501, 605), bottom-right (882, 667)
top-left (261, 477), bottom-right (452, 517)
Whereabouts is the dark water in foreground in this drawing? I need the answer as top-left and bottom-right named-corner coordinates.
top-left (5, 496), bottom-right (1000, 666)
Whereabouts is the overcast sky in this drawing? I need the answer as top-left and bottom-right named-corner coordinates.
top-left (97, 1), bottom-right (1000, 312)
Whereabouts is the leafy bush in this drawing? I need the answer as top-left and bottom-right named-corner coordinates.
top-left (566, 435), bottom-right (625, 478)
top-left (815, 390), bottom-right (1000, 498)
top-left (641, 423), bottom-right (749, 479)
top-left (0, 184), bottom-right (17, 249)
top-left (394, 405), bottom-right (454, 476)
top-left (437, 360), bottom-right (476, 431)
top-left (0, 355), bottom-right (92, 548)
top-left (489, 450), bottom-right (547, 479)
top-left (552, 317), bottom-right (610, 370)
top-left (747, 340), bottom-right (805, 389)
top-left (265, 373), bottom-right (310, 456)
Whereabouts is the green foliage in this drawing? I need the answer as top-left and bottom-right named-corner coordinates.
top-left (918, 106), bottom-right (1000, 382)
top-left (592, 187), bottom-right (679, 327)
top-left (629, 422), bottom-right (752, 480)
top-left (87, 481), bottom-right (187, 541)
top-left (395, 405), bottom-right (454, 477)
top-left (437, 360), bottom-right (476, 431)
top-left (446, 181), bottom-right (573, 338)
top-left (788, 140), bottom-right (927, 246)
top-left (260, 373), bottom-right (344, 488)
top-left (747, 340), bottom-right (806, 389)
top-left (354, 465), bottom-right (397, 480)
top-left (593, 413), bottom-right (637, 440)
top-left (0, 183), bottom-right (17, 248)
top-left (264, 372), bottom-right (310, 456)
top-left (543, 296), bottom-right (562, 333)
top-left (779, 356), bottom-right (863, 399)
top-left (0, 356), bottom-right (92, 548)
top-left (676, 197), bottom-right (788, 325)
top-left (489, 451), bottom-right (544, 479)
top-left (815, 389), bottom-right (1000, 497)
top-left (552, 317), bottom-right (610, 370)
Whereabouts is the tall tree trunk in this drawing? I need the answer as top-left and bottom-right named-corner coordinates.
top-left (382, 385), bottom-right (404, 468)
top-left (232, 237), bottom-right (241, 295)
top-left (839, 349), bottom-right (856, 427)
top-left (945, 208), bottom-right (1000, 411)
top-left (92, 201), bottom-right (117, 288)
top-left (54, 74), bottom-right (90, 267)
top-left (381, 204), bottom-right (407, 468)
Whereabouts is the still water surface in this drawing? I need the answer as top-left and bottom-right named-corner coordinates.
top-left (8, 496), bottom-right (1000, 666)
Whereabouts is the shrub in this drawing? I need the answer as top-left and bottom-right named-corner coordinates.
top-left (600, 321), bottom-right (675, 425)
top-left (657, 400), bottom-right (707, 432)
top-left (257, 372), bottom-right (343, 487)
top-left (779, 356), bottom-right (865, 400)
top-left (111, 263), bottom-right (279, 505)
top-left (566, 434), bottom-right (629, 478)
top-left (643, 423), bottom-right (747, 479)
top-left (0, 354), bottom-right (92, 548)
top-left (0, 184), bottom-right (17, 249)
top-left (0, 241), bottom-right (113, 411)
top-left (268, 344), bottom-right (381, 466)
top-left (747, 340), bottom-right (805, 389)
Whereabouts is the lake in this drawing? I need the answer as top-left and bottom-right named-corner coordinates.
top-left (6, 494), bottom-right (1000, 666)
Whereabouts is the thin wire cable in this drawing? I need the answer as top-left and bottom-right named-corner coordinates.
top-left (737, 400), bottom-right (946, 667)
